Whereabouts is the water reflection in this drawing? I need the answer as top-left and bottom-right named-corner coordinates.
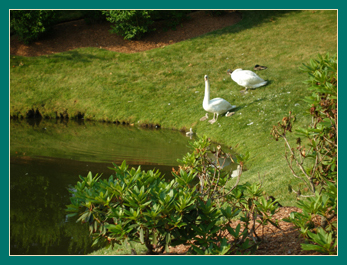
top-left (10, 119), bottom-right (194, 255)
top-left (10, 158), bottom-right (94, 255)
top-left (10, 119), bottom-right (193, 166)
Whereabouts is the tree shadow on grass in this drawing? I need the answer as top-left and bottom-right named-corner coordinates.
top-left (50, 49), bottom-right (108, 62)
top-left (233, 96), bottom-right (267, 113)
top-left (32, 49), bottom-right (112, 64)
top-left (204, 10), bottom-right (299, 38)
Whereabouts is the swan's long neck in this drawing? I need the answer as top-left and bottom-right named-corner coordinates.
top-left (203, 78), bottom-right (210, 107)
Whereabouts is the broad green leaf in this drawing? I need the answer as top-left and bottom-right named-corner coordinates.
top-left (301, 243), bottom-right (326, 253)
top-left (139, 227), bottom-right (144, 244)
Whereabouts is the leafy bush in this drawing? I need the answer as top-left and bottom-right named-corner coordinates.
top-left (271, 53), bottom-right (337, 255)
top-left (284, 182), bottom-right (337, 254)
top-left (102, 10), bottom-right (155, 40)
top-left (102, 10), bottom-right (191, 40)
top-left (67, 163), bottom-right (197, 254)
top-left (81, 10), bottom-right (106, 24)
top-left (66, 136), bottom-right (280, 255)
top-left (10, 10), bottom-right (57, 44)
top-left (175, 137), bottom-right (280, 254)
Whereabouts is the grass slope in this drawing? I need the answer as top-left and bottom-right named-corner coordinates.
top-left (10, 10), bottom-right (337, 206)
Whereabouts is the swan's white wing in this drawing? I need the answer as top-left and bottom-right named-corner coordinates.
top-left (208, 98), bottom-right (236, 114)
top-left (204, 97), bottom-right (225, 112)
top-left (210, 97), bottom-right (228, 105)
top-left (232, 70), bottom-right (267, 88)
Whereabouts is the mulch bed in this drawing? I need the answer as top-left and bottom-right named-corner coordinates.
top-left (10, 11), bottom-right (242, 56)
top-left (164, 206), bottom-right (320, 255)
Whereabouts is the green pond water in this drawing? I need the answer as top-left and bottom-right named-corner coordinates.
top-left (10, 119), bottom-right (195, 255)
top-left (10, 119), bottom-right (235, 255)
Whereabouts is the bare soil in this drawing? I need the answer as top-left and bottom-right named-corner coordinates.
top-left (10, 11), bottom-right (321, 255)
top-left (165, 206), bottom-right (320, 255)
top-left (10, 11), bottom-right (242, 56)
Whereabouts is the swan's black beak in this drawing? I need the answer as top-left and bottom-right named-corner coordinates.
top-left (204, 75), bottom-right (208, 81)
top-left (227, 69), bottom-right (233, 75)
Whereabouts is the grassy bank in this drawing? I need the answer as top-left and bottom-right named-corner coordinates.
top-left (10, 10), bottom-right (337, 206)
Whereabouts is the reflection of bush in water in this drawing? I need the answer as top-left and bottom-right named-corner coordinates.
top-left (10, 119), bottom-right (193, 166)
top-left (10, 173), bottom-right (94, 255)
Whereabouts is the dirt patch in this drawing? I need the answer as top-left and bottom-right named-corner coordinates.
top-left (162, 206), bottom-right (320, 255)
top-left (10, 11), bottom-right (242, 57)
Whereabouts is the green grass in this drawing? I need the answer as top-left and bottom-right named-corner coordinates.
top-left (10, 10), bottom-right (337, 209)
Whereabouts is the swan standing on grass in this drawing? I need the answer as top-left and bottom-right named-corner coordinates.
top-left (227, 69), bottom-right (267, 93)
top-left (202, 75), bottom-right (237, 124)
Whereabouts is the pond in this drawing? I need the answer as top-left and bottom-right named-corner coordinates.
top-left (10, 119), bottom-right (235, 255)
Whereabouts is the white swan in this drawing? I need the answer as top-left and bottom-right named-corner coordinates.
top-left (227, 69), bottom-right (267, 92)
top-left (203, 75), bottom-right (236, 124)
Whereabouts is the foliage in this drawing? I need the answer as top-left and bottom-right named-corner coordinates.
top-left (271, 53), bottom-right (337, 255)
top-left (67, 136), bottom-right (280, 255)
top-left (66, 161), bottom-right (199, 254)
top-left (11, 10), bottom-right (57, 44)
top-left (102, 10), bottom-right (191, 40)
top-left (102, 10), bottom-right (155, 40)
top-left (271, 53), bottom-right (337, 195)
top-left (299, 53), bottom-right (337, 185)
top-left (177, 136), bottom-right (280, 254)
top-left (82, 10), bottom-right (106, 24)
top-left (283, 182), bottom-right (337, 255)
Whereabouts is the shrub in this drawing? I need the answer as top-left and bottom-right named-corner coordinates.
top-left (102, 10), bottom-right (155, 40)
top-left (81, 10), bottom-right (106, 24)
top-left (102, 10), bottom-right (191, 40)
top-left (271, 53), bottom-right (337, 254)
top-left (177, 138), bottom-right (279, 254)
top-left (10, 10), bottom-right (57, 44)
top-left (67, 163), bottom-right (197, 254)
top-left (66, 136), bottom-right (280, 255)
